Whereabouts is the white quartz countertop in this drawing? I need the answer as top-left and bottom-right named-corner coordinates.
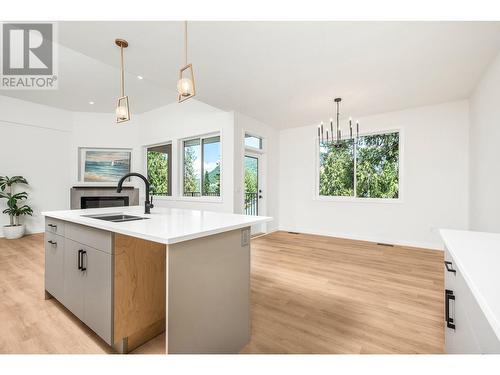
top-left (440, 229), bottom-right (500, 340)
top-left (42, 206), bottom-right (271, 245)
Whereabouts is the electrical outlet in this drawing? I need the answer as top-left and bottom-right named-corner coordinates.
top-left (241, 228), bottom-right (250, 247)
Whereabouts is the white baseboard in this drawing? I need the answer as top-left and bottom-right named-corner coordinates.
top-left (277, 226), bottom-right (443, 251)
top-left (1, 224), bottom-right (441, 251)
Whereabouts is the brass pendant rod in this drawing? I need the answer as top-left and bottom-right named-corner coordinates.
top-left (184, 20), bottom-right (188, 66)
top-left (120, 45), bottom-right (125, 97)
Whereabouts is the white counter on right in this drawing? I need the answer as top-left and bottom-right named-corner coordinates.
top-left (440, 229), bottom-right (500, 354)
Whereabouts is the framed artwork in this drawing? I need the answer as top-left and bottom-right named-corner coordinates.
top-left (78, 147), bottom-right (132, 183)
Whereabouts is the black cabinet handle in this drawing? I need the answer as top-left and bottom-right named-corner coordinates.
top-left (444, 261), bottom-right (456, 274)
top-left (81, 251), bottom-right (87, 271)
top-left (47, 240), bottom-right (57, 246)
top-left (78, 249), bottom-right (83, 270)
top-left (445, 289), bottom-right (455, 330)
top-left (48, 224), bottom-right (57, 229)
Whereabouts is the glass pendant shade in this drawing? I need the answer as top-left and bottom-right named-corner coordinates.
top-left (177, 64), bottom-right (195, 102)
top-left (116, 96), bottom-right (130, 123)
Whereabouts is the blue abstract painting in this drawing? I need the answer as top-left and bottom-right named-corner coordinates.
top-left (83, 149), bottom-right (131, 182)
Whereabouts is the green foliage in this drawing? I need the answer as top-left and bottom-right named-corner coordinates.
top-left (183, 142), bottom-right (221, 197)
top-left (244, 169), bottom-right (257, 193)
top-left (203, 170), bottom-right (211, 195)
top-left (244, 157), bottom-right (258, 212)
top-left (183, 145), bottom-right (199, 195)
top-left (0, 175), bottom-right (33, 226)
top-left (0, 175), bottom-right (27, 191)
top-left (244, 157), bottom-right (258, 194)
top-left (319, 132), bottom-right (399, 199)
top-left (147, 151), bottom-right (169, 195)
top-left (356, 132), bottom-right (399, 198)
top-left (204, 163), bottom-right (220, 195)
top-left (319, 140), bottom-right (355, 196)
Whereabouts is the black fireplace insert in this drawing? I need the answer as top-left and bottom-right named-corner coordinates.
top-left (80, 196), bottom-right (129, 209)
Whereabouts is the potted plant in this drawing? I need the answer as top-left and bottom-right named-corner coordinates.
top-left (0, 176), bottom-right (33, 239)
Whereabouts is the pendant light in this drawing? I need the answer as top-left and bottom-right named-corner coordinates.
top-left (317, 97), bottom-right (359, 146)
top-left (115, 38), bottom-right (130, 123)
top-left (177, 21), bottom-right (196, 102)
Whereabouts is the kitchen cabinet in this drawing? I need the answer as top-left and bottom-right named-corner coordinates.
top-left (441, 229), bottom-right (500, 354)
top-left (44, 232), bottom-right (64, 300)
top-left (62, 238), bottom-right (86, 321)
top-left (46, 221), bottom-right (113, 345)
top-left (444, 251), bottom-right (481, 353)
top-left (84, 245), bottom-right (112, 344)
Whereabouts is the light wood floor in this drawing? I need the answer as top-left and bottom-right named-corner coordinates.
top-left (0, 231), bottom-right (444, 354)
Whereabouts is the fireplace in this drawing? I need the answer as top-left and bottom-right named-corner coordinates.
top-left (81, 196), bottom-right (130, 209)
top-left (70, 186), bottom-right (139, 209)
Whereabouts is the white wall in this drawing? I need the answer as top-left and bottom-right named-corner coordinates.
top-left (0, 96), bottom-right (73, 235)
top-left (0, 95), bottom-right (240, 236)
top-left (469, 51), bottom-right (500, 232)
top-left (138, 100), bottom-right (235, 213)
top-left (233, 112), bottom-right (280, 232)
top-left (2, 93), bottom-right (472, 247)
top-left (70, 112), bottom-right (143, 190)
top-left (278, 100), bottom-right (470, 249)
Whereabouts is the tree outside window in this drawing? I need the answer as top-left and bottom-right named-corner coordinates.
top-left (183, 135), bottom-right (221, 197)
top-left (319, 131), bottom-right (399, 199)
top-left (147, 144), bottom-right (171, 196)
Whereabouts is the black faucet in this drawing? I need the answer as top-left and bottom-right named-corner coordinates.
top-left (117, 173), bottom-right (154, 214)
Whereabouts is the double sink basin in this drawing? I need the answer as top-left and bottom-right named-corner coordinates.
top-left (83, 213), bottom-right (149, 223)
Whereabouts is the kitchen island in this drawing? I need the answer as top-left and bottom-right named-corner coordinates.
top-left (42, 206), bottom-right (271, 354)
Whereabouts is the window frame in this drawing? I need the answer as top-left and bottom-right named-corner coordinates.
top-left (178, 131), bottom-right (223, 202)
top-left (314, 128), bottom-right (403, 204)
top-left (143, 141), bottom-right (173, 200)
top-left (244, 132), bottom-right (264, 153)
top-left (145, 142), bottom-right (173, 197)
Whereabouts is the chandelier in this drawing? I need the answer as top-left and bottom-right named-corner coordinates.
top-left (317, 98), bottom-right (359, 146)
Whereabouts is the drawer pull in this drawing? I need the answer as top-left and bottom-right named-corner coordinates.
top-left (48, 224), bottom-right (57, 229)
top-left (78, 249), bottom-right (83, 270)
top-left (445, 289), bottom-right (456, 330)
top-left (80, 250), bottom-right (87, 272)
top-left (47, 240), bottom-right (57, 246)
top-left (444, 261), bottom-right (456, 274)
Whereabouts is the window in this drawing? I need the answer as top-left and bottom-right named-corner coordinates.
top-left (319, 131), bottom-right (399, 199)
top-left (147, 143), bottom-right (172, 196)
top-left (183, 135), bottom-right (221, 197)
top-left (319, 139), bottom-right (355, 197)
top-left (244, 133), bottom-right (263, 150)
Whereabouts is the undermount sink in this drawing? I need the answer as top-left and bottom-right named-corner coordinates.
top-left (83, 213), bottom-right (150, 223)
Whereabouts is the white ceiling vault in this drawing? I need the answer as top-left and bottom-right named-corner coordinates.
top-left (2, 21), bottom-right (500, 129)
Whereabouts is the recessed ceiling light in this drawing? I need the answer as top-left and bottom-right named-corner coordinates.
top-left (89, 101), bottom-right (95, 105)
top-left (137, 75), bottom-right (143, 80)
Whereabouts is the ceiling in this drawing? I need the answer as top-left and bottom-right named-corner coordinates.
top-left (2, 21), bottom-right (500, 129)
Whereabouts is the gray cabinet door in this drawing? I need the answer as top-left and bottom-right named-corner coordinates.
top-left (44, 232), bottom-right (64, 299)
top-left (63, 238), bottom-right (85, 321)
top-left (83, 247), bottom-right (112, 345)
